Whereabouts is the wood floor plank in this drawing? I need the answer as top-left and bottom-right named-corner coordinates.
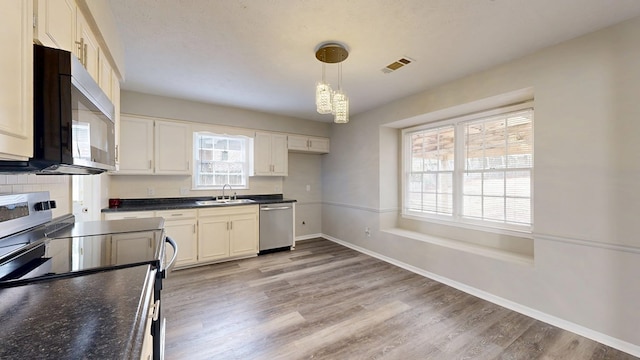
top-left (162, 238), bottom-right (638, 360)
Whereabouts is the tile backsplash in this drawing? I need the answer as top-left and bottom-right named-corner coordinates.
top-left (0, 174), bottom-right (71, 217)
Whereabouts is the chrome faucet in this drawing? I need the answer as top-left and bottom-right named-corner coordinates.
top-left (221, 184), bottom-right (232, 200)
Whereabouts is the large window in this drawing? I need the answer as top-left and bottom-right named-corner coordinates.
top-left (403, 104), bottom-right (533, 231)
top-left (193, 132), bottom-right (250, 189)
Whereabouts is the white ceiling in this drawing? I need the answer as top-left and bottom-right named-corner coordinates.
top-left (108, 0), bottom-right (640, 122)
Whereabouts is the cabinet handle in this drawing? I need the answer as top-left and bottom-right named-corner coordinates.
top-left (193, 224), bottom-right (196, 234)
top-left (186, 161), bottom-right (190, 170)
top-left (75, 39), bottom-right (85, 64)
top-left (83, 43), bottom-right (88, 67)
top-left (171, 214), bottom-right (183, 217)
top-left (230, 221), bottom-right (233, 230)
top-left (226, 221), bottom-right (229, 231)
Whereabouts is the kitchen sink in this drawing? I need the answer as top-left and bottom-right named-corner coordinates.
top-left (195, 199), bottom-right (256, 206)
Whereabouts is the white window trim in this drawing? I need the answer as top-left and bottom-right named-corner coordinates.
top-left (401, 101), bottom-right (534, 235)
top-left (192, 132), bottom-right (251, 190)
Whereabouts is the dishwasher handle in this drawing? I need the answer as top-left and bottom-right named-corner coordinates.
top-left (261, 206), bottom-right (292, 211)
top-left (165, 236), bottom-right (178, 270)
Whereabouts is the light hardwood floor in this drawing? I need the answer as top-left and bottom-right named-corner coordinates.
top-left (163, 238), bottom-right (637, 360)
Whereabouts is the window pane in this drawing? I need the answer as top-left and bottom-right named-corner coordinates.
top-left (423, 173), bottom-right (436, 193)
top-left (483, 172), bottom-right (504, 196)
top-left (506, 170), bottom-right (530, 197)
top-left (483, 196), bottom-right (505, 221)
top-left (506, 198), bottom-right (531, 224)
top-left (437, 173), bottom-right (453, 194)
top-left (194, 133), bottom-right (249, 188)
top-left (437, 194), bottom-right (453, 214)
top-left (463, 173), bottom-right (481, 195)
top-left (439, 128), bottom-right (455, 171)
top-left (411, 133), bottom-right (424, 172)
top-left (463, 195), bottom-right (482, 218)
top-left (409, 174), bottom-right (422, 192)
top-left (422, 193), bottom-right (436, 213)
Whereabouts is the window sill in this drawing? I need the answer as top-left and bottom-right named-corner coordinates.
top-left (382, 227), bottom-right (534, 266)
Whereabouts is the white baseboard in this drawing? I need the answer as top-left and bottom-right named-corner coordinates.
top-left (320, 234), bottom-right (640, 358)
top-left (295, 233), bottom-right (323, 242)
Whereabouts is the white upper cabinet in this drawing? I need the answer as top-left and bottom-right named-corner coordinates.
top-left (254, 132), bottom-right (288, 176)
top-left (154, 120), bottom-right (191, 175)
top-left (112, 74), bottom-right (121, 169)
top-left (118, 116), bottom-right (154, 174)
top-left (116, 115), bottom-right (191, 175)
top-left (99, 56), bottom-right (113, 100)
top-left (0, 1), bottom-right (33, 161)
top-left (34, 0), bottom-right (75, 52)
top-left (287, 135), bottom-right (330, 154)
top-left (75, 9), bottom-right (100, 81)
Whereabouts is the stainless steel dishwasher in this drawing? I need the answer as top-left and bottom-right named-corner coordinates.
top-left (259, 202), bottom-right (294, 254)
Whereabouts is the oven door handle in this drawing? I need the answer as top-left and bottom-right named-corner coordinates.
top-left (165, 236), bottom-right (178, 269)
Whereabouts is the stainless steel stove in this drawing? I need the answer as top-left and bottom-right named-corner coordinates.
top-left (0, 192), bottom-right (177, 360)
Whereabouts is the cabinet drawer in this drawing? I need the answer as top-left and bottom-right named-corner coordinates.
top-left (198, 205), bottom-right (258, 218)
top-left (155, 209), bottom-right (197, 220)
top-left (103, 211), bottom-right (155, 220)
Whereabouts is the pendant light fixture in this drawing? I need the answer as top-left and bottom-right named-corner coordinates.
top-left (315, 42), bottom-right (349, 123)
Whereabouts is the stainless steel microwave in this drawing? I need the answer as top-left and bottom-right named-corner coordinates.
top-left (0, 44), bottom-right (115, 174)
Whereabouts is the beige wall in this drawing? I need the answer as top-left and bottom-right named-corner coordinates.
top-left (321, 16), bottom-right (640, 353)
top-left (285, 153), bottom-right (323, 237)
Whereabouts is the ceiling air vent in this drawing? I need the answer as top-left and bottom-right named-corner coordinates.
top-left (381, 57), bottom-right (414, 74)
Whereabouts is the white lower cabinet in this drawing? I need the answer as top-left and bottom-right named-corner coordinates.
top-left (110, 232), bottom-right (155, 266)
top-left (198, 205), bottom-right (259, 262)
top-left (156, 210), bottom-right (197, 268)
top-left (103, 206), bottom-right (259, 268)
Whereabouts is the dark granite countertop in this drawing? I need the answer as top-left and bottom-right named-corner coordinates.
top-left (0, 265), bottom-right (155, 360)
top-left (102, 194), bottom-right (296, 213)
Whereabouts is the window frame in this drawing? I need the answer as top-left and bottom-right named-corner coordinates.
top-left (401, 102), bottom-right (534, 235)
top-left (192, 132), bottom-right (251, 190)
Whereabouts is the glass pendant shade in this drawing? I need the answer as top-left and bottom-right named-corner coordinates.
top-left (316, 82), bottom-right (333, 114)
top-left (333, 91), bottom-right (349, 123)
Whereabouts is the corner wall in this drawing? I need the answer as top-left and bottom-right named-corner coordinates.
top-left (321, 16), bottom-right (640, 353)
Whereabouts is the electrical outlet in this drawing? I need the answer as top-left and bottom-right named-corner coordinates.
top-left (306, 185), bottom-right (311, 192)
top-left (180, 187), bottom-right (189, 196)
top-left (147, 187), bottom-right (155, 196)
top-left (365, 227), bottom-right (371, 237)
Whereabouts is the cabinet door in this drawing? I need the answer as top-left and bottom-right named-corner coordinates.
top-left (99, 56), bottom-right (113, 100)
top-left (164, 218), bottom-right (198, 267)
top-left (253, 132), bottom-right (273, 175)
top-left (287, 135), bottom-right (309, 152)
top-left (198, 215), bottom-right (229, 262)
top-left (118, 116), bottom-right (154, 174)
top-left (34, 0), bottom-right (75, 52)
top-left (158, 209), bottom-right (198, 268)
top-left (271, 134), bottom-right (288, 176)
top-left (76, 10), bottom-right (100, 81)
top-left (110, 233), bottom-right (154, 265)
top-left (154, 121), bottom-right (191, 175)
top-left (0, 1), bottom-right (33, 161)
top-left (111, 74), bottom-right (121, 169)
top-left (308, 137), bottom-right (330, 153)
top-left (229, 213), bottom-right (258, 257)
